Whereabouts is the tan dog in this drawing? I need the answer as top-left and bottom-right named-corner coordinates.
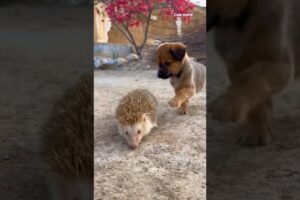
top-left (208, 0), bottom-right (299, 145)
top-left (156, 42), bottom-right (206, 115)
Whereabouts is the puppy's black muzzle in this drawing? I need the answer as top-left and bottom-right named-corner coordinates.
top-left (157, 66), bottom-right (172, 79)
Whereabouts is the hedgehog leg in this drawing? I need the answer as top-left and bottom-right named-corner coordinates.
top-left (152, 121), bottom-right (158, 128)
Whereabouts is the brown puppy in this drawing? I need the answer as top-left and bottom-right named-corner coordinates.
top-left (156, 42), bottom-right (206, 115)
top-left (208, 0), bottom-right (298, 145)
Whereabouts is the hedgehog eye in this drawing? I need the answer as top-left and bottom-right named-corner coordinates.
top-left (125, 131), bottom-right (129, 135)
top-left (137, 130), bottom-right (141, 134)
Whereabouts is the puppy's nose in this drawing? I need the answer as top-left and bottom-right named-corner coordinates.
top-left (157, 71), bottom-right (164, 78)
top-left (158, 71), bottom-right (171, 79)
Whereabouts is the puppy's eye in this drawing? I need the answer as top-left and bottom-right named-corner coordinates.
top-left (165, 61), bottom-right (171, 66)
top-left (125, 131), bottom-right (129, 135)
top-left (137, 130), bottom-right (141, 134)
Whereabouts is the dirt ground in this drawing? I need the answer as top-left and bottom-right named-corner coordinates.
top-left (0, 5), bottom-right (90, 200)
top-left (94, 70), bottom-right (206, 200)
top-left (207, 32), bottom-right (300, 200)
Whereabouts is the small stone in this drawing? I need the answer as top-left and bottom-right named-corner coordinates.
top-left (94, 57), bottom-right (102, 69)
top-left (127, 53), bottom-right (139, 61)
top-left (116, 58), bottom-right (127, 65)
top-left (156, 187), bottom-right (162, 192)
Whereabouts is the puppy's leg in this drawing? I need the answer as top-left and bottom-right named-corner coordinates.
top-left (236, 98), bottom-right (273, 146)
top-left (168, 87), bottom-right (194, 108)
top-left (177, 100), bottom-right (189, 115)
top-left (209, 61), bottom-right (292, 123)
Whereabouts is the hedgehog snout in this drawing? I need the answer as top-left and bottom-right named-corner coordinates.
top-left (129, 144), bottom-right (138, 150)
top-left (127, 134), bottom-right (141, 150)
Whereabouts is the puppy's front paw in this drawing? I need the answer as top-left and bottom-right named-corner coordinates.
top-left (235, 123), bottom-right (272, 146)
top-left (168, 98), bottom-right (181, 108)
top-left (209, 93), bottom-right (248, 123)
top-left (236, 131), bottom-right (272, 146)
top-left (177, 107), bottom-right (188, 115)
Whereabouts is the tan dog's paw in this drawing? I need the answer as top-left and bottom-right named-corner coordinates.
top-left (168, 98), bottom-right (181, 108)
top-left (177, 107), bottom-right (188, 115)
top-left (235, 110), bottom-right (273, 146)
top-left (209, 93), bottom-right (249, 123)
top-left (235, 125), bottom-right (272, 146)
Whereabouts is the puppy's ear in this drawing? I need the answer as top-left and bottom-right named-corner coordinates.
top-left (169, 44), bottom-right (187, 61)
top-left (156, 42), bottom-right (168, 51)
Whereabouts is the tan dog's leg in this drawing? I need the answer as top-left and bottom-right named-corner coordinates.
top-left (210, 61), bottom-right (292, 123)
top-left (177, 100), bottom-right (189, 115)
top-left (168, 88), bottom-right (194, 114)
top-left (236, 98), bottom-right (273, 146)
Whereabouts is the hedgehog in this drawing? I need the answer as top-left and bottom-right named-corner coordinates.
top-left (40, 73), bottom-right (93, 200)
top-left (115, 89), bottom-right (158, 149)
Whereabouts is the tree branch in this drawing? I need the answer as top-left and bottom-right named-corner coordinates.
top-left (139, 9), bottom-right (153, 50)
top-left (114, 23), bottom-right (133, 44)
top-left (120, 22), bottom-right (139, 52)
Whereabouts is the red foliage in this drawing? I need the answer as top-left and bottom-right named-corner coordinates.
top-left (100, 0), bottom-right (196, 56)
top-left (105, 0), bottom-right (195, 27)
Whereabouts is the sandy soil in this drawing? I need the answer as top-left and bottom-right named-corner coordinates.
top-left (207, 32), bottom-right (300, 200)
top-left (94, 70), bottom-right (206, 200)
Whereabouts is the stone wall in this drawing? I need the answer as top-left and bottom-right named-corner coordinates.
top-left (94, 2), bottom-right (111, 43)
